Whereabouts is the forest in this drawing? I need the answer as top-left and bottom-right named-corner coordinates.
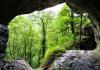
top-left (5, 3), bottom-right (96, 69)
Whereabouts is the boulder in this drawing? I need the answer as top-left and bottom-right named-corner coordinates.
top-left (0, 59), bottom-right (33, 70)
top-left (51, 50), bottom-right (100, 70)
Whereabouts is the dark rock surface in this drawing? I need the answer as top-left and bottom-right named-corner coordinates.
top-left (71, 26), bottom-right (97, 50)
top-left (0, 59), bottom-right (33, 70)
top-left (0, 0), bottom-right (64, 25)
top-left (51, 50), bottom-right (100, 70)
top-left (0, 24), bottom-right (8, 59)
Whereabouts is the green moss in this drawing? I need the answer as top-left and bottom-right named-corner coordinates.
top-left (40, 47), bottom-right (65, 69)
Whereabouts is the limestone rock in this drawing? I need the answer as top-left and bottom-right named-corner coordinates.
top-left (0, 59), bottom-right (33, 70)
top-left (0, 0), bottom-right (64, 25)
top-left (51, 50), bottom-right (100, 70)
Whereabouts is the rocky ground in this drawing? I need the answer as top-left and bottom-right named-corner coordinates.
top-left (1, 50), bottom-right (100, 70)
top-left (50, 50), bottom-right (100, 70)
top-left (0, 59), bottom-right (33, 70)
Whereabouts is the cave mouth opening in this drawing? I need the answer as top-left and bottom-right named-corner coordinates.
top-left (8, 3), bottom-right (97, 51)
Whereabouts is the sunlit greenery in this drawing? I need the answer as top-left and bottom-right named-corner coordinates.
top-left (6, 3), bottom-right (91, 68)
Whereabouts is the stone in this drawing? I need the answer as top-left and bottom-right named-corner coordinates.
top-left (51, 50), bottom-right (100, 70)
top-left (0, 59), bottom-right (33, 70)
top-left (0, 0), bottom-right (64, 25)
top-left (71, 26), bottom-right (97, 50)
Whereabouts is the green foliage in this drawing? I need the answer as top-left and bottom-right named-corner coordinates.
top-left (6, 16), bottom-right (42, 68)
top-left (6, 3), bottom-right (91, 69)
top-left (40, 47), bottom-right (65, 68)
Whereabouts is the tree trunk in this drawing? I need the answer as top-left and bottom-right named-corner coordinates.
top-left (42, 21), bottom-right (46, 57)
top-left (70, 11), bottom-right (76, 48)
top-left (70, 11), bottom-right (75, 34)
top-left (80, 14), bottom-right (83, 42)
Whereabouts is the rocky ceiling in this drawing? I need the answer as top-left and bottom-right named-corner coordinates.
top-left (0, 0), bottom-right (64, 25)
top-left (0, 0), bottom-right (100, 24)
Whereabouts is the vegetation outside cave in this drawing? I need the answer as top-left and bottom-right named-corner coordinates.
top-left (5, 3), bottom-right (96, 69)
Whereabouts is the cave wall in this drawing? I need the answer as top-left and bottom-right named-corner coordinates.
top-left (0, 0), bottom-right (64, 25)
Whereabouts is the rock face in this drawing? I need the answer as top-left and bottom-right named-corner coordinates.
top-left (0, 59), bottom-right (33, 70)
top-left (0, 0), bottom-right (64, 24)
top-left (0, 24), bottom-right (8, 59)
top-left (71, 26), bottom-right (97, 50)
top-left (51, 50), bottom-right (100, 70)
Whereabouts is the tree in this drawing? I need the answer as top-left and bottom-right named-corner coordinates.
top-left (31, 11), bottom-right (53, 57)
top-left (6, 16), bottom-right (40, 68)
